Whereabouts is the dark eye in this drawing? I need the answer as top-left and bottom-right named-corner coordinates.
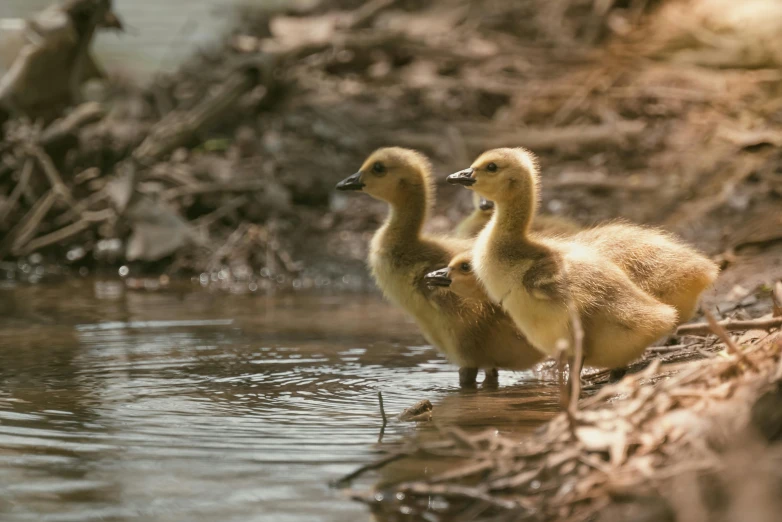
top-left (372, 162), bottom-right (385, 175)
top-left (460, 262), bottom-right (471, 272)
top-left (486, 162), bottom-right (497, 172)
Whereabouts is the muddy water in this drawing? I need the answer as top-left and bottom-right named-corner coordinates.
top-left (0, 280), bottom-right (559, 521)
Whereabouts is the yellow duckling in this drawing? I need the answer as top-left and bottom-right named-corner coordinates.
top-left (447, 148), bottom-right (679, 371)
top-left (573, 223), bottom-right (718, 323)
top-left (425, 251), bottom-right (487, 301)
top-left (423, 251), bottom-right (544, 384)
top-left (335, 147), bottom-right (540, 386)
top-left (454, 193), bottom-right (495, 238)
top-left (455, 193), bottom-right (581, 239)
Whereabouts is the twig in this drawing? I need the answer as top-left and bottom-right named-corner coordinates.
top-left (30, 146), bottom-right (77, 210)
top-left (193, 195), bottom-right (248, 229)
top-left (9, 190), bottom-right (57, 255)
top-left (396, 482), bottom-right (520, 510)
top-left (377, 391), bottom-right (387, 444)
top-left (772, 281), bottom-right (782, 318)
top-left (677, 316), bottom-right (782, 336)
top-left (704, 311), bottom-right (758, 372)
top-left (133, 67), bottom-right (263, 164)
top-left (19, 220), bottom-right (90, 255)
top-left (39, 102), bottom-right (105, 147)
top-left (331, 451), bottom-right (408, 487)
top-left (0, 158), bottom-right (34, 224)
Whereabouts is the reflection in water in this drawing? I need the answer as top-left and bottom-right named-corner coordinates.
top-left (0, 280), bottom-right (557, 521)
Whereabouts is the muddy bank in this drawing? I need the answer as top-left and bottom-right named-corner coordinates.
top-left (1, 0), bottom-right (781, 292)
top-left (342, 324), bottom-right (782, 522)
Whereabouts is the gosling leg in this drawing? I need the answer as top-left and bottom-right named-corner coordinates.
top-left (558, 351), bottom-right (570, 410)
top-left (567, 355), bottom-right (583, 409)
top-left (483, 368), bottom-right (499, 388)
top-left (459, 367), bottom-right (479, 388)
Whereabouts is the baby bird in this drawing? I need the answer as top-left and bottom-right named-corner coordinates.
top-left (447, 148), bottom-right (679, 372)
top-left (572, 223), bottom-right (718, 323)
top-left (454, 192), bottom-right (495, 238)
top-left (425, 252), bottom-right (487, 301)
top-left (455, 193), bottom-right (582, 239)
top-left (336, 147), bottom-right (541, 386)
top-left (423, 251), bottom-right (543, 383)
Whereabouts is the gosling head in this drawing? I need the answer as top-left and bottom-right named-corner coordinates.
top-left (447, 148), bottom-right (539, 204)
top-left (336, 147), bottom-right (433, 206)
top-left (473, 192), bottom-right (495, 214)
top-left (424, 252), bottom-right (485, 300)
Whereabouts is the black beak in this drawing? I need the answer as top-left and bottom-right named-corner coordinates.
top-left (424, 267), bottom-right (451, 288)
top-left (478, 198), bottom-right (494, 211)
top-left (336, 172), bottom-right (364, 191)
top-left (446, 168), bottom-right (475, 186)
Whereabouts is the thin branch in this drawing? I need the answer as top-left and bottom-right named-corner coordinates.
top-left (331, 451), bottom-right (408, 487)
top-left (30, 146), bottom-right (77, 210)
top-left (772, 281), bottom-right (782, 318)
top-left (677, 316), bottom-right (782, 336)
top-left (9, 190), bottom-right (57, 255)
top-left (377, 391), bottom-right (387, 444)
top-left (0, 159), bottom-right (34, 224)
top-left (704, 311), bottom-right (758, 372)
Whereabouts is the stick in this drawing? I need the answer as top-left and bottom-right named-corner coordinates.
top-left (704, 311), bottom-right (758, 371)
top-left (193, 195), bottom-right (249, 229)
top-left (331, 451), bottom-right (408, 487)
top-left (9, 191), bottom-right (57, 255)
top-left (18, 220), bottom-right (90, 255)
top-left (31, 147), bottom-right (77, 210)
top-left (677, 316), bottom-right (782, 336)
top-left (133, 69), bottom-right (260, 164)
top-left (39, 102), bottom-right (105, 147)
top-left (0, 158), bottom-right (33, 224)
top-left (396, 483), bottom-right (519, 510)
top-left (772, 281), bottom-right (782, 318)
top-left (377, 391), bottom-right (387, 444)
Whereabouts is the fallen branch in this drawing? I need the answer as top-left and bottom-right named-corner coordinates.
top-left (31, 146), bottom-right (77, 210)
top-left (332, 451), bottom-right (408, 487)
top-left (39, 102), bottom-right (105, 147)
top-left (704, 311), bottom-right (758, 372)
top-left (677, 316), bottom-right (782, 336)
top-left (0, 159), bottom-right (34, 224)
top-left (377, 390), bottom-right (387, 444)
top-left (9, 191), bottom-right (57, 255)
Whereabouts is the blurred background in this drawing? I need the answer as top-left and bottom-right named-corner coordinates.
top-left (1, 1), bottom-right (782, 521)
top-left (2, 0), bottom-right (288, 79)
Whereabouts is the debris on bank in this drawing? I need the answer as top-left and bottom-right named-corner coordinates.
top-left (1, 0), bottom-right (782, 290)
top-left (340, 320), bottom-right (782, 521)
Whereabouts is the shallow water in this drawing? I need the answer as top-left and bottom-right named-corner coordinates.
top-left (0, 280), bottom-right (559, 521)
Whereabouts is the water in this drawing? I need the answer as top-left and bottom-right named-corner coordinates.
top-left (0, 280), bottom-right (559, 521)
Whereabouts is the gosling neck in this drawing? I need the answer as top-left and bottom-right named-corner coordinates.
top-left (492, 190), bottom-right (537, 241)
top-left (383, 181), bottom-right (430, 243)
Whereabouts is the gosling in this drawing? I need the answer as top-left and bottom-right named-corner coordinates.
top-left (447, 148), bottom-right (679, 373)
top-left (336, 147), bottom-right (541, 386)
